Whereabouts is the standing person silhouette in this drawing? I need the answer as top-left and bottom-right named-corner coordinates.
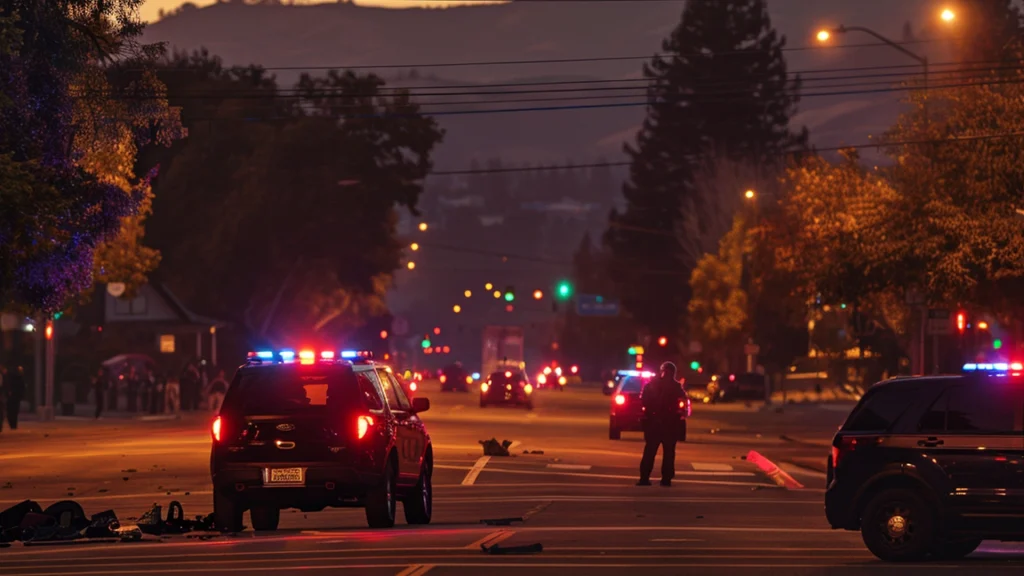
top-left (637, 362), bottom-right (685, 487)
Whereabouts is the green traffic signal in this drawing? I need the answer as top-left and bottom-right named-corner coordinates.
top-left (689, 361), bottom-right (700, 370)
top-left (556, 280), bottom-right (573, 300)
top-left (628, 346), bottom-right (637, 355)
top-left (53, 312), bottom-right (63, 320)
top-left (504, 291), bottom-right (514, 302)
top-left (993, 339), bottom-right (1003, 350)
top-left (421, 338), bottom-right (431, 349)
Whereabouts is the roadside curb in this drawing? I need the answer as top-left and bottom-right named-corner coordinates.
top-left (779, 435), bottom-right (832, 449)
top-left (745, 450), bottom-right (804, 490)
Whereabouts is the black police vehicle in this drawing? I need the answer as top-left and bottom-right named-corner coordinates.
top-left (480, 369), bottom-right (534, 409)
top-left (210, 349), bottom-right (433, 531)
top-left (825, 362), bottom-right (1024, 561)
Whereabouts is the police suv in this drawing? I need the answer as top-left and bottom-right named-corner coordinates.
top-left (210, 349), bottom-right (432, 531)
top-left (825, 362), bottom-right (1024, 561)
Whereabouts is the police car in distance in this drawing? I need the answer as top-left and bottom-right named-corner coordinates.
top-left (825, 362), bottom-right (1024, 561)
top-left (609, 370), bottom-right (691, 440)
top-left (480, 369), bottom-right (534, 409)
top-left (210, 349), bottom-right (432, 531)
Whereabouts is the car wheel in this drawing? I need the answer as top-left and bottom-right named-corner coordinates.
top-left (930, 538), bottom-right (982, 560)
top-left (213, 491), bottom-right (244, 533)
top-left (365, 458), bottom-right (397, 528)
top-left (679, 419), bottom-right (687, 442)
top-left (860, 488), bottom-right (935, 562)
top-left (609, 423), bottom-right (621, 440)
top-left (404, 459), bottom-right (433, 525)
top-left (250, 505), bottom-right (280, 531)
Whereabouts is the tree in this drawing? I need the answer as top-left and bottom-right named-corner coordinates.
top-left (948, 0), bottom-right (1022, 63)
top-left (606, 0), bottom-right (806, 341)
top-left (687, 215), bottom-right (750, 373)
top-left (144, 54), bottom-right (444, 340)
top-left (75, 60), bottom-right (185, 297)
top-left (0, 1), bottom-right (152, 313)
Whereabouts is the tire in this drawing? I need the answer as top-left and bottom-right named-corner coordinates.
top-left (860, 488), bottom-right (935, 562)
top-left (609, 422), bottom-right (621, 440)
top-left (403, 459), bottom-right (433, 525)
top-left (214, 491), bottom-right (244, 533)
top-left (365, 457), bottom-right (397, 528)
top-left (679, 419), bottom-right (687, 442)
top-left (930, 538), bottom-right (982, 560)
top-left (250, 505), bottom-right (280, 531)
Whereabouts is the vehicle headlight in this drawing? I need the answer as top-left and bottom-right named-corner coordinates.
top-left (481, 383), bottom-right (489, 393)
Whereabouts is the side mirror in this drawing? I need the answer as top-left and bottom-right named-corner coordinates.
top-left (411, 397), bottom-right (430, 414)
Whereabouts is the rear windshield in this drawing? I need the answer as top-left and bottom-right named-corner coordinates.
top-left (222, 366), bottom-right (361, 416)
top-left (841, 381), bottom-right (923, 432)
top-left (488, 371), bottom-right (525, 384)
top-left (619, 377), bottom-right (648, 393)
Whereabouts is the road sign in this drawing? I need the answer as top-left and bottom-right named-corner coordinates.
top-left (576, 294), bottom-right (620, 317)
top-left (391, 316), bottom-right (409, 337)
top-left (744, 343), bottom-right (760, 356)
top-left (927, 308), bottom-right (952, 335)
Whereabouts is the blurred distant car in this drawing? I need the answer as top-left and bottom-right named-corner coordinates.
top-left (480, 369), bottom-right (534, 409)
top-left (440, 363), bottom-right (472, 392)
top-left (609, 371), bottom-right (691, 441)
top-left (395, 372), bottom-right (417, 398)
top-left (536, 363), bottom-right (576, 391)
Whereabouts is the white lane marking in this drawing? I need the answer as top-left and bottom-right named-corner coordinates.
top-left (460, 456), bottom-right (491, 485)
top-left (465, 529), bottom-right (516, 549)
top-left (396, 565), bottom-right (435, 576)
top-left (691, 462), bottom-right (733, 472)
top-left (438, 464), bottom-right (768, 487)
top-left (546, 464), bottom-right (592, 471)
top-left (508, 440), bottom-right (521, 451)
top-left (437, 464), bottom-right (753, 478)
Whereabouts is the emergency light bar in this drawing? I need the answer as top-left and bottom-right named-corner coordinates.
top-left (962, 362), bottom-right (1023, 372)
top-left (617, 369), bottom-right (654, 378)
top-left (246, 349), bottom-right (373, 364)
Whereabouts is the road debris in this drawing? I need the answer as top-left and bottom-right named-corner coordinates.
top-left (481, 542), bottom-right (543, 555)
top-left (479, 438), bottom-right (513, 456)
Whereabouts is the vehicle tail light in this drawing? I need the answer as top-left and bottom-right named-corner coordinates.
top-left (614, 394), bottom-right (626, 406)
top-left (409, 382), bottom-right (417, 392)
top-left (481, 382), bottom-right (490, 393)
top-left (524, 384), bottom-right (533, 394)
top-left (466, 376), bottom-right (473, 384)
top-left (357, 415), bottom-right (375, 439)
top-left (729, 374), bottom-right (736, 382)
top-left (538, 374), bottom-right (547, 385)
top-left (570, 365), bottom-right (578, 374)
top-left (440, 375), bottom-right (447, 383)
top-left (212, 416), bottom-right (222, 442)
top-left (505, 371), bottom-right (512, 378)
top-left (832, 435), bottom-right (877, 468)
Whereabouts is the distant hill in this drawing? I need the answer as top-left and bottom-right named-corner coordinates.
top-left (144, 0), bottom-right (949, 169)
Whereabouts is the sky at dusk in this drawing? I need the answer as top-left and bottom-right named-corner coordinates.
top-left (141, 0), bottom-right (500, 23)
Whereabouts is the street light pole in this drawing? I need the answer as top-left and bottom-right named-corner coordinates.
top-left (826, 25), bottom-right (929, 124)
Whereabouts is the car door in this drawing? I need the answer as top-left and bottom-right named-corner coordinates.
top-left (913, 383), bottom-right (1024, 531)
top-left (375, 368), bottom-right (423, 484)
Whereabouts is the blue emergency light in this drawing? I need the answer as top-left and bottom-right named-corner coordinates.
top-left (963, 362), bottom-right (1022, 372)
top-left (341, 350), bottom-right (359, 359)
top-left (618, 369), bottom-right (654, 378)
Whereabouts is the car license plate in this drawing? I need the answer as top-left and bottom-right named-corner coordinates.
top-left (267, 468), bottom-right (304, 485)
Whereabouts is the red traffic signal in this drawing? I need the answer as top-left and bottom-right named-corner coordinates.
top-left (956, 312), bottom-right (966, 333)
top-left (657, 336), bottom-right (668, 347)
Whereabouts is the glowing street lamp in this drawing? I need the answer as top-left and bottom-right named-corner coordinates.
top-left (485, 282), bottom-right (493, 291)
top-left (816, 29), bottom-right (831, 42)
top-left (410, 242), bottom-right (420, 251)
top-left (418, 222), bottom-right (428, 232)
top-left (533, 289), bottom-right (543, 300)
top-left (493, 290), bottom-right (502, 299)
top-left (464, 290), bottom-right (472, 298)
top-left (744, 189), bottom-right (756, 200)
top-left (940, 8), bottom-right (955, 23)
top-left (453, 304), bottom-right (462, 314)
top-left (406, 261), bottom-right (416, 270)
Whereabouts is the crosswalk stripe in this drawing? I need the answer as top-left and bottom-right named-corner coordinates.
top-left (691, 462), bottom-right (733, 472)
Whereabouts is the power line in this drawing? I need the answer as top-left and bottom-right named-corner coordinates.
top-left (427, 130), bottom-right (1024, 176)
top-left (147, 40), bottom-right (943, 73)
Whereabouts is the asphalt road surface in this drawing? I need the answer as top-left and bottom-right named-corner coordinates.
top-left (2, 381), bottom-right (1023, 575)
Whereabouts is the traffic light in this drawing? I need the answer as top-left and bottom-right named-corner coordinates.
top-left (658, 336), bottom-right (668, 347)
top-left (994, 339), bottom-right (1003, 350)
top-left (380, 330), bottom-right (388, 339)
top-left (556, 280), bottom-right (573, 301)
top-left (956, 312), bottom-right (966, 333)
top-left (421, 336), bottom-right (431, 349)
top-left (53, 311), bottom-right (63, 320)
top-left (504, 286), bottom-right (515, 302)
top-left (689, 360), bottom-right (700, 370)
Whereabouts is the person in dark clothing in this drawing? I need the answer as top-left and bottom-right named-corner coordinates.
top-left (92, 367), bottom-right (108, 419)
top-left (5, 365), bottom-right (26, 429)
top-left (638, 361), bottom-right (686, 487)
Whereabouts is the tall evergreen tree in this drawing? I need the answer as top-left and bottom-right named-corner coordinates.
top-left (951, 0), bottom-right (1023, 63)
top-left (605, 0), bottom-right (805, 341)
